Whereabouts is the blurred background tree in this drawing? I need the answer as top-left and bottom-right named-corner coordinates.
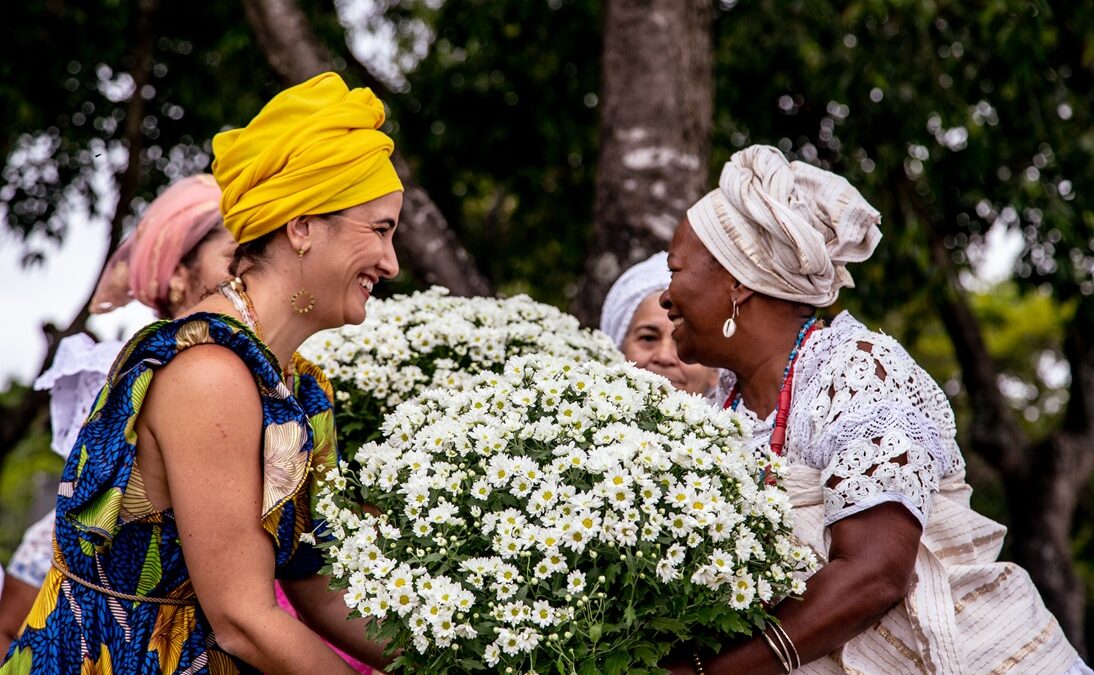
top-left (1, 0), bottom-right (1091, 653)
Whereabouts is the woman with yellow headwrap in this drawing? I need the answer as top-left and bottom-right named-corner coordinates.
top-left (1, 72), bottom-right (403, 675)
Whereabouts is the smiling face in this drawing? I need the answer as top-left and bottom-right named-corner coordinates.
top-left (622, 292), bottom-right (719, 395)
top-left (308, 190), bottom-right (403, 328)
top-left (661, 217), bottom-right (736, 366)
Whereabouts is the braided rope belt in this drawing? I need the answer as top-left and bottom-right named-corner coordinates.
top-left (52, 555), bottom-right (197, 606)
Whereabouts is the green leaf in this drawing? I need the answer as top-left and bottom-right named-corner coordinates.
top-left (604, 652), bottom-right (630, 675)
top-left (578, 660), bottom-right (600, 675)
top-left (649, 617), bottom-right (687, 633)
top-left (589, 622), bottom-right (603, 642)
top-left (634, 644), bottom-right (661, 666)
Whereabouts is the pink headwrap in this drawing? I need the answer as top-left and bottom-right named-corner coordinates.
top-left (91, 174), bottom-right (224, 315)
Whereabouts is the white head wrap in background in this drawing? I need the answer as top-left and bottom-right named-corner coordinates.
top-left (686, 145), bottom-right (882, 307)
top-left (599, 251), bottom-right (671, 348)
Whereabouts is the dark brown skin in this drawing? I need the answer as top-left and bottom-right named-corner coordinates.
top-left (0, 577), bottom-right (38, 655)
top-left (660, 218), bottom-right (923, 674)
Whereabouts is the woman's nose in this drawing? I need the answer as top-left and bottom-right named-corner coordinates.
top-left (379, 238), bottom-right (400, 279)
top-left (651, 337), bottom-right (678, 365)
top-left (659, 288), bottom-right (672, 310)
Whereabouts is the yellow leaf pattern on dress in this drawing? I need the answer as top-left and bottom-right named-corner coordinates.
top-left (80, 643), bottom-right (113, 675)
top-left (260, 420), bottom-right (309, 532)
top-left (149, 603), bottom-right (196, 675)
top-left (73, 487), bottom-right (123, 541)
top-left (206, 649), bottom-right (242, 675)
top-left (308, 409), bottom-right (336, 478)
top-left (130, 368), bottom-right (153, 408)
top-left (120, 461), bottom-right (161, 523)
top-left (88, 384), bottom-right (110, 421)
top-left (0, 645), bottom-right (34, 674)
top-left (174, 319), bottom-right (212, 350)
top-left (26, 567), bottom-right (63, 630)
top-left (135, 525), bottom-right (162, 598)
top-left (293, 353), bottom-right (333, 400)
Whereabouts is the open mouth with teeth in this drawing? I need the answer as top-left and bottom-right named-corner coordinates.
top-left (359, 275), bottom-right (375, 293)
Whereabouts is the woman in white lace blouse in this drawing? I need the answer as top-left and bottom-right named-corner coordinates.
top-left (662, 145), bottom-right (1087, 675)
top-left (0, 175), bottom-right (234, 655)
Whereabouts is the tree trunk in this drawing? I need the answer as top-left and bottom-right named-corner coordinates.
top-left (1004, 432), bottom-right (1093, 657)
top-left (572, 0), bottom-right (714, 325)
top-left (909, 185), bottom-right (1092, 654)
top-left (241, 0), bottom-right (492, 297)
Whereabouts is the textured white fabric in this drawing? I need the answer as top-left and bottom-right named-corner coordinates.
top-left (598, 251), bottom-right (671, 347)
top-left (716, 312), bottom-right (1083, 672)
top-left (687, 145), bottom-right (882, 306)
top-left (717, 311), bottom-right (963, 527)
top-left (33, 333), bottom-right (122, 459)
top-left (787, 465), bottom-right (1081, 674)
top-left (7, 511), bottom-right (55, 587)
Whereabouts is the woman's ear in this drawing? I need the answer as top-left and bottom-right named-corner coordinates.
top-left (731, 281), bottom-right (755, 306)
top-left (167, 264), bottom-right (190, 314)
top-left (284, 215), bottom-right (314, 254)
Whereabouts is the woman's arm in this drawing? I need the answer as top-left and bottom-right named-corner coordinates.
top-left (146, 345), bottom-right (358, 674)
top-left (667, 501), bottom-right (922, 674)
top-left (0, 576), bottom-right (40, 656)
top-left (280, 573), bottom-right (392, 668)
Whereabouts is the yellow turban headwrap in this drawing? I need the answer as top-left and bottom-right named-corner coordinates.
top-left (212, 72), bottom-right (404, 244)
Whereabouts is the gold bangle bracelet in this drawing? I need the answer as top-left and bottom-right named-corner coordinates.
top-left (762, 625), bottom-right (793, 674)
top-left (770, 621), bottom-right (801, 669)
top-left (767, 622), bottom-right (795, 672)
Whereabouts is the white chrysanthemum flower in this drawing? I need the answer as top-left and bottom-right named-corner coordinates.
top-left (314, 352), bottom-right (813, 672)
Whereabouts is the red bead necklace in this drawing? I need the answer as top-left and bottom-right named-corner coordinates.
top-left (724, 318), bottom-right (822, 457)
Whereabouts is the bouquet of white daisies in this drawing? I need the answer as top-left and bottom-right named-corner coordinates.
top-left (315, 355), bottom-right (816, 674)
top-left (300, 286), bottom-right (621, 451)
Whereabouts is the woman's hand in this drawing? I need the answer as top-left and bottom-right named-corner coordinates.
top-left (702, 501), bottom-right (923, 674)
top-left (281, 573), bottom-right (392, 669)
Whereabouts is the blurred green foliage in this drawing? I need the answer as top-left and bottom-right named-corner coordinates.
top-left (0, 386), bottom-right (61, 563)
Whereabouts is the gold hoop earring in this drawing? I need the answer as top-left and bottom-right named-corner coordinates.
top-left (291, 247), bottom-right (316, 315)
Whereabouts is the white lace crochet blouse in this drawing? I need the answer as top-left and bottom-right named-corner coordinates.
top-left (33, 333), bottom-right (123, 459)
top-left (713, 311), bottom-right (964, 528)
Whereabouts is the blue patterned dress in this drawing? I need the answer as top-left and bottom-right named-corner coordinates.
top-left (1, 314), bottom-right (337, 674)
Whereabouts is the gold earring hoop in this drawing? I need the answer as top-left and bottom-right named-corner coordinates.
top-left (291, 247), bottom-right (316, 315)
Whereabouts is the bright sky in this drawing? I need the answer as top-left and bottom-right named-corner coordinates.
top-left (0, 223), bottom-right (156, 388)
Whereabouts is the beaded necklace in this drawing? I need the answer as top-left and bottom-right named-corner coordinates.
top-left (724, 316), bottom-right (821, 457)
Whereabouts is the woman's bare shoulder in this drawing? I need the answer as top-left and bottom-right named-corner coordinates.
top-left (144, 344), bottom-right (263, 424)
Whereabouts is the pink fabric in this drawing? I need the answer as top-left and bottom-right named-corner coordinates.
top-left (274, 581), bottom-right (372, 673)
top-left (91, 174), bottom-right (223, 315)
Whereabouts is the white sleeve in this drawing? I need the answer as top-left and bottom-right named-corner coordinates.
top-left (34, 334), bottom-right (121, 459)
top-left (7, 512), bottom-right (56, 587)
top-left (808, 339), bottom-right (953, 528)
